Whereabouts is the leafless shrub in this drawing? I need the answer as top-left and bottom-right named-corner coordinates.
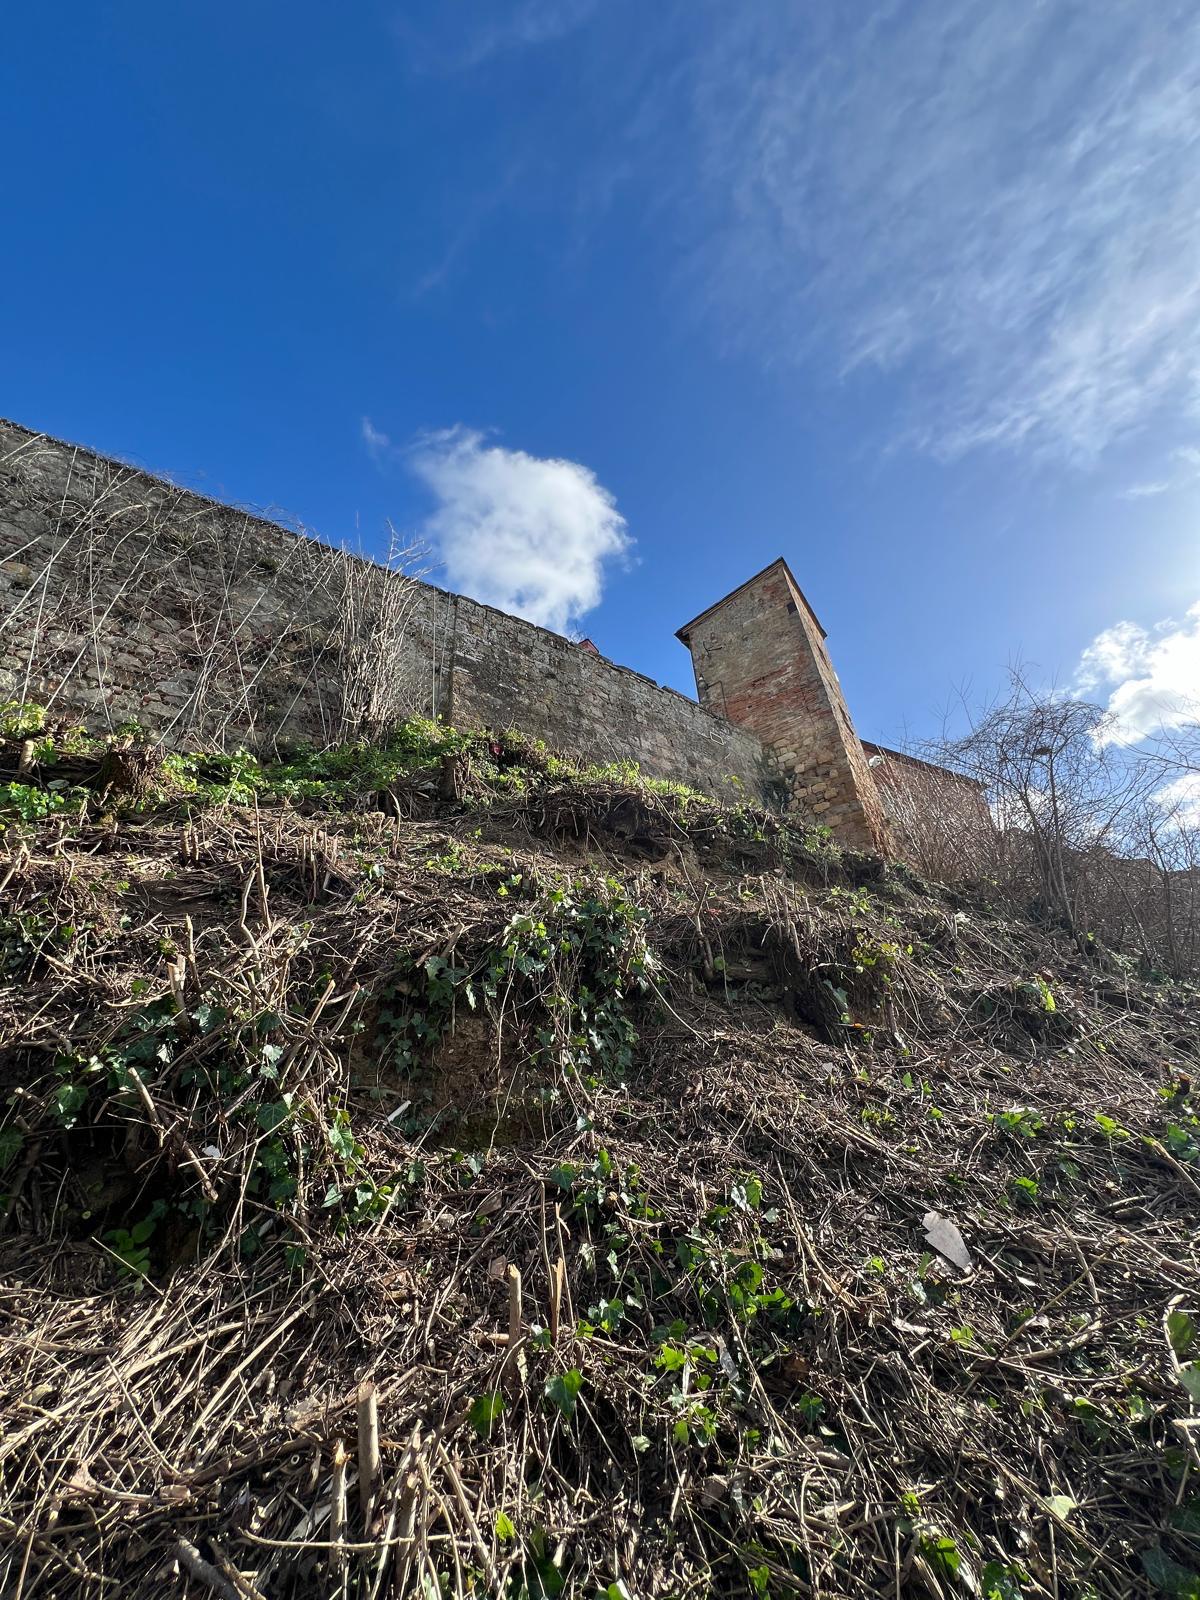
top-left (866, 746), bottom-right (993, 883)
top-left (912, 670), bottom-right (1200, 974)
top-left (327, 526), bottom-right (429, 744)
top-left (0, 431), bottom-right (439, 752)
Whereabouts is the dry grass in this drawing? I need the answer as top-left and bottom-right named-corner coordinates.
top-left (1, 771), bottom-right (1198, 1598)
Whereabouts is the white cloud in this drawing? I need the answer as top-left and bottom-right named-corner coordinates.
top-left (1075, 601), bottom-right (1200, 744)
top-left (1155, 772), bottom-right (1200, 828)
top-left (407, 427), bottom-right (629, 633)
top-left (685, 1), bottom-right (1200, 461)
top-left (1119, 445), bottom-right (1200, 500)
top-left (361, 416), bottom-right (392, 463)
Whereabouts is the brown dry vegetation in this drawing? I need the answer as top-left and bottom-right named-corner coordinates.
top-left (1, 737), bottom-right (1199, 1600)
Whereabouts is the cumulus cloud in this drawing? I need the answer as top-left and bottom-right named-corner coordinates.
top-left (684, 1), bottom-right (1200, 462)
top-left (407, 427), bottom-right (629, 633)
top-left (1075, 601), bottom-right (1200, 744)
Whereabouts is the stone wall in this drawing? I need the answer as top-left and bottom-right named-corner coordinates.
top-left (0, 419), bottom-right (768, 803)
top-left (863, 742), bottom-right (993, 875)
top-left (677, 559), bottom-right (891, 853)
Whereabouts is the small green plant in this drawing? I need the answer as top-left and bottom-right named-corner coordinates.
top-left (0, 700), bottom-right (47, 738)
top-left (800, 824), bottom-right (840, 858)
top-left (0, 781), bottom-right (82, 824)
top-left (104, 1201), bottom-right (166, 1285)
top-left (852, 937), bottom-right (901, 975)
top-left (1093, 1112), bottom-right (1129, 1140)
top-left (795, 1391), bottom-right (825, 1427)
top-left (426, 841), bottom-right (467, 873)
top-left (1033, 976), bottom-right (1056, 1012)
top-left (1163, 1121), bottom-right (1200, 1164)
top-left (991, 1108), bottom-right (1045, 1140)
top-left (981, 1560), bottom-right (1027, 1600)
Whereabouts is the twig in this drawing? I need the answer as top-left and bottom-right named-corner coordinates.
top-left (357, 1380), bottom-right (381, 1529)
top-left (500, 1265), bottom-right (524, 1395)
top-left (329, 1438), bottom-right (349, 1578)
top-left (173, 1538), bottom-right (243, 1600)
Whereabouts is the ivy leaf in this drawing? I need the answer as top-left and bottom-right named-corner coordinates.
top-left (924, 1534), bottom-right (961, 1577)
top-left (469, 1392), bottom-right (505, 1439)
top-left (258, 1042), bottom-right (284, 1079)
top-left (1168, 1310), bottom-right (1197, 1357)
top-left (981, 1560), bottom-right (1027, 1600)
top-left (328, 1110), bottom-right (356, 1163)
top-left (0, 1128), bottom-right (24, 1171)
top-left (53, 1081), bottom-right (88, 1128)
top-left (1045, 1494), bottom-right (1077, 1522)
top-left (256, 1099), bottom-right (291, 1133)
top-left (1141, 1546), bottom-right (1200, 1598)
top-left (494, 1510), bottom-right (515, 1541)
top-left (545, 1368), bottom-right (583, 1419)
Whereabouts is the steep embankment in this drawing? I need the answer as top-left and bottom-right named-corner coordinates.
top-left (1, 720), bottom-right (1198, 1599)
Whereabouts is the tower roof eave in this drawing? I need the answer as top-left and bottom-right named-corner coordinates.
top-left (675, 556), bottom-right (827, 643)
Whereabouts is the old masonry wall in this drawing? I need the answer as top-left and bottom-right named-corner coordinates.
top-left (0, 420), bottom-right (770, 804)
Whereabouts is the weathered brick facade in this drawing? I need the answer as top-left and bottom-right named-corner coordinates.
top-left (677, 559), bottom-right (892, 853)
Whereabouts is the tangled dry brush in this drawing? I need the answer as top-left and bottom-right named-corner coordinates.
top-left (1, 724), bottom-right (1199, 1599)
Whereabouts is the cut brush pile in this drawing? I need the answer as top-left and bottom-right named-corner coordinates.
top-left (1, 716), bottom-right (1198, 1599)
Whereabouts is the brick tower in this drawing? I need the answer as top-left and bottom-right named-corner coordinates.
top-left (676, 559), bottom-right (891, 854)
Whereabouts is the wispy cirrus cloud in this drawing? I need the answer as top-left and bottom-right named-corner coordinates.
top-left (395, 0), bottom-right (600, 73)
top-left (1118, 446), bottom-right (1200, 500)
top-left (684, 1), bottom-right (1200, 462)
top-left (363, 420), bottom-right (629, 633)
top-left (360, 416), bottom-right (392, 463)
top-left (1119, 479), bottom-right (1173, 501)
top-left (1075, 600), bottom-right (1200, 744)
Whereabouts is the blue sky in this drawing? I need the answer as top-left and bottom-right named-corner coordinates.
top-left (3, 1), bottom-right (1198, 750)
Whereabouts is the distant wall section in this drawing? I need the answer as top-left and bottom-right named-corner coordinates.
top-left (0, 420), bottom-right (768, 803)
